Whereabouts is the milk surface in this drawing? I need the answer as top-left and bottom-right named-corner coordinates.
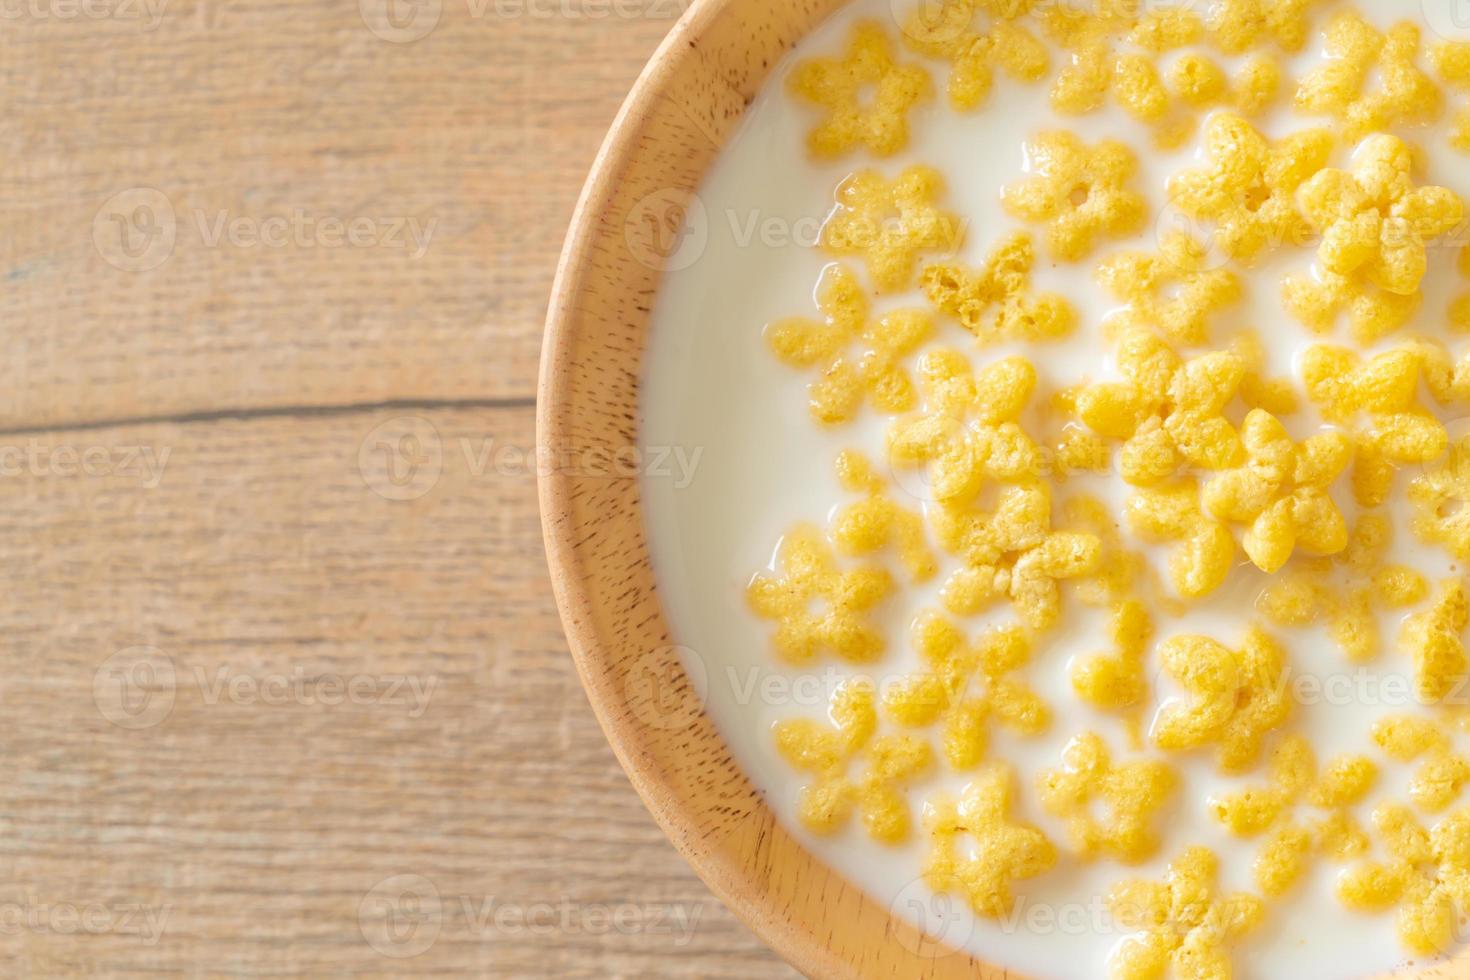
top-left (639, 2), bottom-right (1470, 976)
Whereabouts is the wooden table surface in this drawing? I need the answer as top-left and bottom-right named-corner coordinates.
top-left (1, 2), bottom-right (797, 975)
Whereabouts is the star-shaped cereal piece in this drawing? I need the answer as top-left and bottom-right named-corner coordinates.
top-left (1256, 513), bottom-right (1428, 662)
top-left (1208, 0), bottom-right (1323, 55)
top-left (1295, 134), bottom-right (1463, 297)
top-left (766, 264), bottom-right (931, 425)
top-left (1295, 14), bottom-right (1443, 139)
top-left (923, 765), bottom-right (1057, 919)
top-left (929, 481), bottom-right (1101, 630)
top-left (1281, 270), bottom-right (1421, 343)
top-left (1001, 131), bottom-right (1146, 261)
top-left (746, 525), bottom-right (893, 664)
top-left (1108, 846), bottom-right (1264, 980)
top-left (1037, 731), bottom-right (1177, 863)
top-left (1167, 113), bottom-right (1333, 261)
top-left (886, 349), bottom-right (1042, 503)
top-left (1096, 233), bottom-right (1242, 345)
top-left (1399, 580), bottom-right (1470, 707)
top-left (830, 450), bottom-right (936, 582)
top-left (1431, 41), bottom-right (1470, 152)
top-left (1071, 599), bottom-right (1152, 720)
top-left (1075, 328), bottom-right (1246, 488)
top-left (1454, 247), bottom-right (1470, 331)
top-left (1210, 734), bottom-right (1375, 896)
top-left (898, 0), bottom-right (1049, 112)
top-left (1151, 627), bottom-right (1292, 773)
top-left (1200, 409), bottom-right (1352, 573)
top-left (1374, 716), bottom-right (1470, 814)
top-left (887, 614), bottom-right (1049, 769)
top-left (1337, 804), bottom-right (1470, 955)
top-left (1038, 4), bottom-right (1278, 147)
top-left (1062, 495), bottom-right (1147, 606)
top-left (1300, 345), bottom-right (1448, 506)
top-left (820, 166), bottom-right (964, 292)
top-left (920, 231), bottom-right (1077, 345)
top-left (788, 20), bottom-right (932, 159)
top-left (1409, 435), bottom-right (1470, 561)
top-left (775, 679), bottom-right (933, 842)
top-left (1125, 480), bottom-right (1236, 600)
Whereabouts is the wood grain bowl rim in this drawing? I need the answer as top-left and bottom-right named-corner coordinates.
top-left (534, 0), bottom-right (1010, 976)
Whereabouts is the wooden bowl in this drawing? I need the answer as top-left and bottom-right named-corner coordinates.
top-left (536, 0), bottom-right (1001, 974)
top-left (537, 4), bottom-right (1470, 978)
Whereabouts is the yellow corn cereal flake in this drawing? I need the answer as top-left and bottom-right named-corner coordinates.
top-left (1108, 846), bottom-right (1263, 980)
top-left (924, 765), bottom-right (1057, 918)
top-left (1209, 0), bottom-right (1322, 55)
top-left (1400, 579), bottom-right (1470, 706)
top-left (887, 349), bottom-right (1041, 502)
top-left (1295, 15), bottom-right (1443, 139)
top-left (1002, 131), bottom-right (1147, 261)
top-left (930, 480), bottom-right (1102, 629)
top-left (775, 679), bottom-right (934, 842)
top-left (1337, 805), bottom-right (1470, 955)
top-left (1408, 434), bottom-right (1470, 560)
top-left (1126, 480), bottom-right (1235, 599)
top-left (1097, 233), bottom-right (1241, 345)
top-left (1255, 514), bottom-right (1428, 662)
top-left (921, 231), bottom-right (1077, 345)
top-left (1063, 495), bottom-right (1147, 605)
top-left (1167, 113), bottom-right (1332, 261)
top-left (766, 264), bottom-right (933, 425)
top-left (821, 166), bottom-right (965, 292)
top-left (746, 525), bottom-right (893, 664)
top-left (788, 21), bottom-right (932, 159)
top-left (1209, 734), bottom-right (1373, 895)
top-left (1037, 731), bottom-right (1177, 863)
top-left (900, 0), bottom-right (1049, 111)
top-left (1075, 329), bottom-right (1246, 488)
top-left (1374, 715), bottom-right (1452, 762)
top-left (896, 613), bottom-right (1050, 767)
top-left (1300, 344), bottom-right (1448, 506)
top-left (1071, 599), bottom-right (1152, 715)
top-left (1200, 409), bottom-right (1351, 573)
top-left (832, 449), bottom-right (937, 581)
top-left (1296, 134), bottom-right (1463, 297)
top-left (1374, 719), bottom-right (1470, 815)
top-left (1431, 41), bottom-right (1470, 151)
top-left (1151, 627), bottom-right (1291, 773)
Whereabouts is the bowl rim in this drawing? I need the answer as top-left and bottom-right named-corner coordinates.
top-left (536, 3), bottom-right (846, 973)
top-left (536, 1), bottom-right (1000, 975)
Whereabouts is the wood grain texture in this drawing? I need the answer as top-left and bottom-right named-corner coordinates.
top-left (1, 0), bottom-right (675, 426)
top-left (0, 4), bottom-right (797, 977)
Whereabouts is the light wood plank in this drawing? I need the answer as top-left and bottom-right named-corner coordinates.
top-left (0, 405), bottom-right (795, 976)
top-left (0, 2), bottom-right (672, 426)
